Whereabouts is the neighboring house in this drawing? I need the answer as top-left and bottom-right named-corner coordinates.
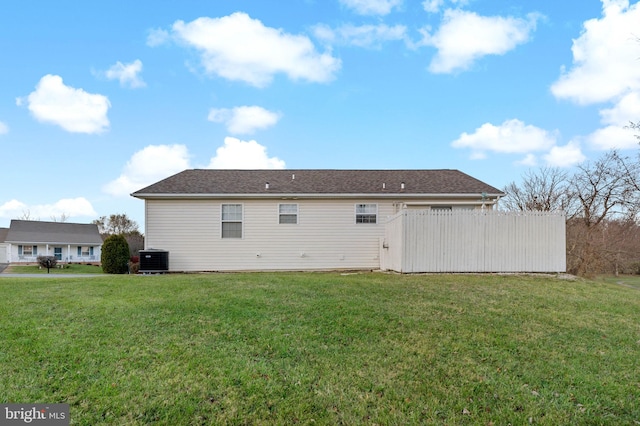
top-left (131, 169), bottom-right (505, 272)
top-left (4, 220), bottom-right (103, 264)
top-left (0, 227), bottom-right (8, 263)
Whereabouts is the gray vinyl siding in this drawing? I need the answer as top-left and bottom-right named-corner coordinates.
top-left (144, 198), bottom-right (393, 272)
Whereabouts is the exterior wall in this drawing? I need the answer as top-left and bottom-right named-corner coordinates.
top-left (144, 198), bottom-right (397, 272)
top-left (8, 244), bottom-right (102, 263)
top-left (0, 243), bottom-right (8, 263)
top-left (381, 210), bottom-right (566, 273)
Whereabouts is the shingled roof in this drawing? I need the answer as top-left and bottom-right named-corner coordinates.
top-left (5, 220), bottom-right (103, 245)
top-left (131, 169), bottom-right (503, 198)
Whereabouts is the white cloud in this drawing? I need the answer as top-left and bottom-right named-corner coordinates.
top-left (312, 23), bottom-right (407, 48)
top-left (422, 0), bottom-right (468, 14)
top-left (167, 12), bottom-right (341, 87)
top-left (45, 198), bottom-right (97, 218)
top-left (105, 139), bottom-right (286, 195)
top-left (103, 144), bottom-right (191, 197)
top-left (339, 0), bottom-right (403, 15)
top-left (420, 10), bottom-right (540, 73)
top-left (208, 137), bottom-right (285, 169)
top-left (587, 125), bottom-right (638, 150)
top-left (146, 28), bottom-right (170, 47)
top-left (0, 121), bottom-right (8, 135)
top-left (208, 106), bottom-right (281, 135)
top-left (516, 153), bottom-right (538, 167)
top-left (551, 0), bottom-right (640, 105)
top-left (105, 59), bottom-right (146, 88)
top-left (18, 74), bottom-right (110, 134)
top-left (586, 91), bottom-right (640, 149)
top-left (0, 199), bottom-right (28, 218)
top-left (543, 141), bottom-right (586, 167)
top-left (0, 198), bottom-right (97, 221)
top-left (451, 119), bottom-right (557, 157)
top-left (598, 91), bottom-right (640, 125)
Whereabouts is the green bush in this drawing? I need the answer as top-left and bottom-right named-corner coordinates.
top-left (37, 255), bottom-right (57, 269)
top-left (101, 234), bottom-right (130, 274)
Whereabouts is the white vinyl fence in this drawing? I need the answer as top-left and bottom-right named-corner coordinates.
top-left (380, 210), bottom-right (566, 273)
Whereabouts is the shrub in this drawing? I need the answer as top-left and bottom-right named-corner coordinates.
top-left (130, 255), bottom-right (140, 264)
top-left (101, 234), bottom-right (130, 274)
top-left (129, 261), bottom-right (140, 275)
top-left (37, 255), bottom-right (57, 269)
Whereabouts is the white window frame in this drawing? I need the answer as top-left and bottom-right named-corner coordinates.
top-left (78, 246), bottom-right (93, 257)
top-left (221, 203), bottom-right (243, 239)
top-left (278, 203), bottom-right (298, 224)
top-left (355, 203), bottom-right (378, 224)
top-left (19, 245), bottom-right (37, 256)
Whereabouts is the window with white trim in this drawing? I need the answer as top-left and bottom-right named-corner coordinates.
top-left (279, 203), bottom-right (298, 224)
top-left (77, 246), bottom-right (94, 257)
top-left (222, 204), bottom-right (243, 238)
top-left (356, 204), bottom-right (377, 224)
top-left (18, 245), bottom-right (37, 256)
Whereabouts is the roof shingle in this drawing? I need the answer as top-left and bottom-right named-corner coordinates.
top-left (5, 220), bottom-right (103, 245)
top-left (132, 169), bottom-right (503, 197)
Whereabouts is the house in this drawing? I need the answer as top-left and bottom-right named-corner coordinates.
top-left (131, 169), bottom-right (505, 272)
top-left (3, 220), bottom-right (103, 264)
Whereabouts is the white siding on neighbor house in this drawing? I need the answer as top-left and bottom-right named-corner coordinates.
top-left (381, 210), bottom-right (566, 273)
top-left (0, 243), bottom-right (8, 263)
top-left (144, 198), bottom-right (395, 271)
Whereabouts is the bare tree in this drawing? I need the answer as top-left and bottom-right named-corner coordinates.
top-left (93, 213), bottom-right (140, 236)
top-left (504, 151), bottom-right (640, 277)
top-left (570, 150), bottom-right (640, 226)
top-left (501, 167), bottom-right (572, 212)
top-left (50, 213), bottom-right (69, 222)
top-left (18, 210), bottom-right (38, 221)
top-left (626, 121), bottom-right (640, 142)
top-left (567, 150), bottom-right (640, 276)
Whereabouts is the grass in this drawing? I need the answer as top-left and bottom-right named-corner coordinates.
top-left (0, 272), bottom-right (638, 425)
top-left (4, 263), bottom-right (104, 274)
top-left (596, 274), bottom-right (640, 291)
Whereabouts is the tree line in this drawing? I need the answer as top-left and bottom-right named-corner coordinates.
top-left (501, 149), bottom-right (640, 277)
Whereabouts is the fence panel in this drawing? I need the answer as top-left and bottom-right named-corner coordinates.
top-left (382, 210), bottom-right (566, 273)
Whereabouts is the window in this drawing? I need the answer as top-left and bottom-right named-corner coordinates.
top-left (222, 204), bottom-right (243, 238)
top-left (78, 246), bottom-right (94, 257)
top-left (356, 204), bottom-right (377, 224)
top-left (279, 203), bottom-right (298, 224)
top-left (19, 245), bottom-right (37, 256)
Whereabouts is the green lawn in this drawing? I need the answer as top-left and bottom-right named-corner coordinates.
top-left (5, 263), bottom-right (104, 274)
top-left (0, 273), bottom-right (638, 425)
top-left (596, 274), bottom-right (640, 291)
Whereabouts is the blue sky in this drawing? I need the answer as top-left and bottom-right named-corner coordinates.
top-left (1, 0), bottom-right (639, 230)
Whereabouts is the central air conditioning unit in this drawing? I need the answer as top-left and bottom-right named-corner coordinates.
top-left (139, 249), bottom-right (169, 273)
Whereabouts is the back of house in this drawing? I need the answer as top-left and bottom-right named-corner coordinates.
top-left (132, 169), bottom-right (505, 272)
